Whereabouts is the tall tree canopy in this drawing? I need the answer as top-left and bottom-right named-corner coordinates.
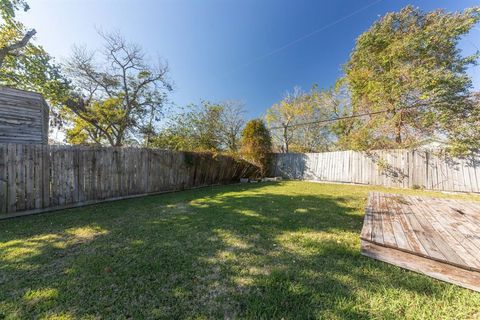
top-left (62, 31), bottom-right (172, 146)
top-left (342, 6), bottom-right (480, 152)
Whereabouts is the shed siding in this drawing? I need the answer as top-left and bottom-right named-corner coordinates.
top-left (0, 87), bottom-right (49, 144)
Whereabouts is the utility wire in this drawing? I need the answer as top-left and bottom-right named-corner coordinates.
top-left (269, 104), bottom-right (420, 130)
top-left (222, 0), bottom-right (383, 78)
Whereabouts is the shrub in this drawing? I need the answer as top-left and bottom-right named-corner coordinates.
top-left (241, 119), bottom-right (272, 177)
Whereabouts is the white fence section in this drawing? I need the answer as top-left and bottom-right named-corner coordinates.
top-left (271, 150), bottom-right (480, 193)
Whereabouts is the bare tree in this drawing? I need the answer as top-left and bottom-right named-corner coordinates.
top-left (219, 100), bottom-right (246, 152)
top-left (63, 30), bottom-right (172, 146)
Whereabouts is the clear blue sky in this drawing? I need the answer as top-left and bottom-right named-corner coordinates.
top-left (20, 0), bottom-right (480, 119)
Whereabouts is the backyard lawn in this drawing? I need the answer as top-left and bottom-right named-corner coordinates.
top-left (1, 181), bottom-right (480, 319)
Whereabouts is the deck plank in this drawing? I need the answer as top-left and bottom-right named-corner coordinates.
top-left (447, 199), bottom-right (480, 227)
top-left (384, 194), bottom-right (411, 251)
top-left (436, 199), bottom-right (480, 252)
top-left (392, 195), bottom-right (428, 256)
top-left (400, 199), bottom-right (446, 261)
top-left (362, 241), bottom-right (480, 292)
top-left (406, 196), bottom-right (467, 268)
top-left (360, 192), bottom-right (374, 241)
top-left (371, 192), bottom-right (384, 245)
top-left (411, 197), bottom-right (480, 271)
top-left (431, 199), bottom-right (480, 257)
top-left (361, 192), bottom-right (480, 291)
top-left (379, 194), bottom-right (397, 247)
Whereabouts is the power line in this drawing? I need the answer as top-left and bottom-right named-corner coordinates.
top-left (222, 0), bottom-right (383, 78)
top-left (268, 104), bottom-right (420, 130)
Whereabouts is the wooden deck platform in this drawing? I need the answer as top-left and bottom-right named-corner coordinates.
top-left (360, 192), bottom-right (480, 292)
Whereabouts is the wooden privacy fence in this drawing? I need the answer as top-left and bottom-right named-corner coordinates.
top-left (271, 150), bottom-right (480, 193)
top-left (0, 144), bottom-right (258, 217)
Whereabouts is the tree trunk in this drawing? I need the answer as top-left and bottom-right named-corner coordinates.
top-left (282, 125), bottom-right (289, 153)
top-left (395, 109), bottom-right (403, 144)
top-left (395, 125), bottom-right (402, 144)
top-left (114, 135), bottom-right (123, 147)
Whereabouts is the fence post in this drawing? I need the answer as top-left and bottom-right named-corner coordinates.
top-left (41, 145), bottom-right (50, 209)
top-left (408, 149), bottom-right (414, 188)
top-left (0, 144), bottom-right (6, 213)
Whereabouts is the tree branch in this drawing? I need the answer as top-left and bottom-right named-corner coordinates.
top-left (0, 28), bottom-right (36, 68)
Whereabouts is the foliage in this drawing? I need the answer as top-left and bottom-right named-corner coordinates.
top-left (0, 0), bottom-right (30, 19)
top-left (241, 119), bottom-right (272, 176)
top-left (61, 31), bottom-right (172, 146)
top-left (182, 151), bottom-right (223, 169)
top-left (151, 101), bottom-right (223, 151)
top-left (64, 98), bottom-right (124, 145)
top-left (266, 86), bottom-right (335, 153)
top-left (342, 6), bottom-right (480, 152)
top-left (266, 87), bottom-right (305, 153)
top-left (326, 79), bottom-right (365, 150)
top-left (195, 103), bottom-right (223, 151)
top-left (0, 0), bottom-right (69, 111)
top-left (0, 0), bottom-right (32, 69)
top-left (219, 100), bottom-right (246, 152)
top-left (446, 92), bottom-right (480, 156)
top-left (151, 100), bottom-right (246, 152)
top-left (1, 182), bottom-right (479, 319)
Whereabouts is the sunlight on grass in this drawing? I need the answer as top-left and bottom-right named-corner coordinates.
top-left (237, 209), bottom-right (262, 217)
top-left (214, 229), bottom-right (252, 250)
top-left (40, 312), bottom-right (75, 320)
top-left (0, 181), bottom-right (479, 319)
top-left (65, 226), bottom-right (108, 241)
top-left (0, 234), bottom-right (60, 263)
top-left (276, 230), bottom-right (347, 257)
top-left (23, 288), bottom-right (58, 304)
top-left (233, 265), bottom-right (273, 287)
top-left (0, 226), bottom-right (108, 262)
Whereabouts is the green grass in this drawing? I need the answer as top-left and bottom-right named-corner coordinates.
top-left (1, 181), bottom-right (480, 319)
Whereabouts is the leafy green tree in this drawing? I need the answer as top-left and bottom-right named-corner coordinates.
top-left (322, 80), bottom-right (364, 150)
top-left (196, 103), bottom-right (223, 151)
top-left (0, 0), bottom-right (34, 68)
top-left (64, 98), bottom-right (124, 145)
top-left (241, 119), bottom-right (272, 176)
top-left (266, 87), bottom-right (306, 153)
top-left (343, 6), bottom-right (480, 152)
top-left (266, 86), bottom-right (335, 153)
top-left (151, 100), bottom-right (246, 152)
top-left (0, 0), bottom-right (68, 109)
top-left (151, 102), bottom-right (223, 151)
top-left (446, 92), bottom-right (480, 156)
top-left (62, 31), bottom-right (172, 146)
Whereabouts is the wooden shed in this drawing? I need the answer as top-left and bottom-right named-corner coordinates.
top-left (0, 86), bottom-right (49, 144)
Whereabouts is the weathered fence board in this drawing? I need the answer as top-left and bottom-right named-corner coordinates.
top-left (0, 145), bottom-right (257, 217)
top-left (0, 87), bottom-right (49, 144)
top-left (271, 150), bottom-right (480, 193)
top-left (0, 144), bottom-right (6, 213)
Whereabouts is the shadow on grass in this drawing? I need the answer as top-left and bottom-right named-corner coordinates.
top-left (0, 182), bottom-right (477, 319)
